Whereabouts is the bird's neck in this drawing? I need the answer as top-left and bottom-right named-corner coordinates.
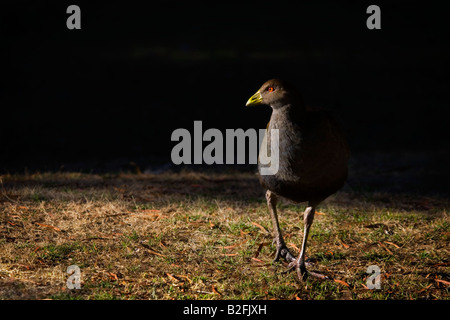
top-left (271, 103), bottom-right (307, 125)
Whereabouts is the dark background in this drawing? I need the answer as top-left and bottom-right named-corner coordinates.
top-left (1, 1), bottom-right (449, 194)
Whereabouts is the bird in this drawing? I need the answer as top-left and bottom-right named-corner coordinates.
top-left (246, 79), bottom-right (349, 281)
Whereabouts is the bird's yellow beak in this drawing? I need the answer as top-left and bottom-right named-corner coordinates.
top-left (246, 90), bottom-right (263, 107)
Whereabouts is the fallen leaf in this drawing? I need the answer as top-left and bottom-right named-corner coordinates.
top-left (315, 211), bottom-right (326, 215)
top-left (340, 241), bottom-right (350, 249)
top-left (108, 272), bottom-right (118, 281)
top-left (188, 221), bottom-right (203, 226)
top-left (361, 283), bottom-right (369, 290)
top-left (147, 249), bottom-right (165, 257)
top-left (287, 242), bottom-right (301, 253)
top-left (240, 230), bottom-right (249, 237)
top-left (251, 257), bottom-right (265, 263)
top-left (384, 241), bottom-right (400, 249)
top-left (378, 241), bottom-right (393, 254)
top-left (141, 209), bottom-right (161, 213)
top-left (223, 253), bottom-right (238, 257)
top-left (131, 213), bottom-right (162, 221)
top-left (252, 222), bottom-right (268, 233)
top-left (139, 243), bottom-right (166, 257)
top-left (254, 242), bottom-right (268, 258)
top-left (334, 279), bottom-right (350, 287)
top-left (176, 274), bottom-right (193, 284)
top-left (166, 273), bottom-right (179, 282)
top-left (35, 222), bottom-right (61, 232)
top-left (432, 262), bottom-right (450, 267)
top-left (221, 239), bottom-right (248, 250)
top-left (418, 284), bottom-right (433, 293)
top-left (435, 279), bottom-right (450, 286)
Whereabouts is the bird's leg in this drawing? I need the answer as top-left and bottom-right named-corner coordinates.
top-left (287, 205), bottom-right (327, 280)
top-left (266, 190), bottom-right (296, 263)
top-left (296, 206), bottom-right (315, 279)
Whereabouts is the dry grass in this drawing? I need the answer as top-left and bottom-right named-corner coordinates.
top-left (0, 171), bottom-right (448, 300)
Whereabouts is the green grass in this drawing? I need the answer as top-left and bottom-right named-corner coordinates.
top-left (0, 171), bottom-right (448, 300)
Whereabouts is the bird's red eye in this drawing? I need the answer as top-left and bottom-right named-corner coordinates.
top-left (268, 86), bottom-right (274, 92)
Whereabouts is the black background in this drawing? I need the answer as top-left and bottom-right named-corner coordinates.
top-left (1, 1), bottom-right (449, 193)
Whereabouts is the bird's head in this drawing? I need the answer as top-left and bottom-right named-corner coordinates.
top-left (246, 79), bottom-right (303, 110)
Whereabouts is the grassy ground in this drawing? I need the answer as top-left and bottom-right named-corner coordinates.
top-left (0, 171), bottom-right (448, 300)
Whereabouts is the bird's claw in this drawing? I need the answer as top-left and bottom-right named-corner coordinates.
top-left (272, 239), bottom-right (296, 263)
top-left (283, 260), bottom-right (307, 280)
top-left (283, 260), bottom-right (329, 281)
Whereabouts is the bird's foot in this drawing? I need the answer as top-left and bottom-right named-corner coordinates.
top-left (284, 260), bottom-right (329, 281)
top-left (272, 239), bottom-right (296, 263)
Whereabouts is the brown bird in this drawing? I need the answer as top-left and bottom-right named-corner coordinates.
top-left (246, 79), bottom-right (349, 280)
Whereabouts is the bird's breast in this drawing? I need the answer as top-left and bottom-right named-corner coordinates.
top-left (257, 109), bottom-right (349, 202)
top-left (258, 120), bottom-right (303, 184)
